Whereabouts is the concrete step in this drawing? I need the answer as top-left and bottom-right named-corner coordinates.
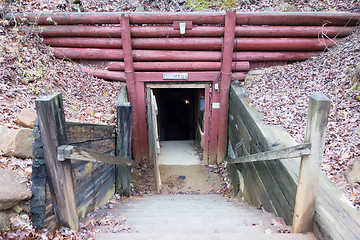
top-left (88, 194), bottom-right (315, 240)
top-left (96, 233), bottom-right (316, 240)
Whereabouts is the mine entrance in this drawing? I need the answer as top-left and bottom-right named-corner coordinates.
top-left (154, 88), bottom-right (197, 141)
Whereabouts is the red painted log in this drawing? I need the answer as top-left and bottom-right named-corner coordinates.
top-left (231, 72), bottom-right (247, 81)
top-left (121, 13), bottom-right (148, 163)
top-left (233, 52), bottom-right (317, 61)
top-left (36, 25), bottom-right (353, 38)
top-left (48, 37), bottom-right (335, 51)
top-left (13, 12), bottom-right (225, 25)
top-left (53, 48), bottom-right (124, 60)
top-left (217, 10), bottom-right (236, 164)
top-left (235, 26), bottom-right (354, 38)
top-left (45, 37), bottom-right (122, 48)
top-left (234, 38), bottom-right (337, 51)
top-left (53, 48), bottom-right (318, 62)
top-left (107, 61), bottom-right (250, 71)
top-left (80, 67), bottom-right (246, 82)
top-left (236, 12), bottom-right (360, 26)
top-left (250, 61), bottom-right (290, 69)
top-left (132, 50), bottom-right (222, 62)
top-left (81, 67), bottom-right (125, 81)
top-left (36, 25), bottom-right (224, 38)
top-left (12, 12), bottom-right (360, 26)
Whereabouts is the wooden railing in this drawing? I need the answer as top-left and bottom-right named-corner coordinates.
top-left (227, 93), bottom-right (330, 233)
top-left (35, 92), bottom-right (135, 230)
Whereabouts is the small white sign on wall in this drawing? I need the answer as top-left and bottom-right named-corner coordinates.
top-left (212, 102), bottom-right (220, 109)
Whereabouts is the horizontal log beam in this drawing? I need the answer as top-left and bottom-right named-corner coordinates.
top-left (236, 12), bottom-right (360, 26)
top-left (11, 12), bottom-right (225, 25)
top-left (227, 143), bottom-right (311, 164)
top-left (54, 47), bottom-right (317, 62)
top-left (81, 67), bottom-right (125, 81)
top-left (80, 67), bottom-right (246, 82)
top-left (107, 61), bottom-right (250, 71)
top-left (34, 25), bottom-right (354, 38)
top-left (233, 51), bottom-right (316, 61)
top-left (10, 12), bottom-right (360, 26)
top-left (235, 26), bottom-right (354, 38)
top-left (57, 145), bottom-right (136, 166)
top-left (234, 38), bottom-right (337, 51)
top-left (46, 37), bottom-right (336, 51)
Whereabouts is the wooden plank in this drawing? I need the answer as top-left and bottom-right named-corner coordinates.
top-left (71, 138), bottom-right (115, 155)
top-left (58, 145), bottom-right (136, 166)
top-left (253, 160), bottom-right (293, 224)
top-left (35, 93), bottom-right (78, 230)
top-left (293, 93), bottom-right (330, 233)
top-left (228, 143), bottom-right (311, 163)
top-left (116, 86), bottom-right (132, 196)
top-left (66, 122), bottom-right (115, 143)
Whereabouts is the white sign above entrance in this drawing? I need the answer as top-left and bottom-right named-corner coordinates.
top-left (163, 73), bottom-right (188, 80)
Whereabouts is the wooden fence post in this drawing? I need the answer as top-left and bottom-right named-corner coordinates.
top-left (35, 93), bottom-right (78, 230)
top-left (116, 87), bottom-right (132, 196)
top-left (292, 93), bottom-right (330, 233)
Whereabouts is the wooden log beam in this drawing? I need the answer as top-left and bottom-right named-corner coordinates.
top-left (107, 61), bottom-right (250, 71)
top-left (217, 10), bottom-right (236, 164)
top-left (233, 51), bottom-right (316, 61)
top-left (57, 145), bottom-right (136, 166)
top-left (35, 93), bottom-right (78, 230)
top-left (234, 38), bottom-right (337, 51)
top-left (46, 37), bottom-right (336, 51)
top-left (293, 93), bottom-right (331, 233)
top-left (10, 12), bottom-right (360, 26)
top-left (227, 143), bottom-right (311, 163)
top-left (53, 48), bottom-right (317, 62)
top-left (11, 12), bottom-right (225, 25)
top-left (234, 26), bottom-right (354, 38)
top-left (236, 12), bottom-right (360, 26)
top-left (80, 67), bottom-right (246, 82)
top-left (80, 67), bottom-right (125, 81)
top-left (34, 25), bottom-right (353, 38)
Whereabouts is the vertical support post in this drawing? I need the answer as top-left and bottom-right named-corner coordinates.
top-left (209, 86), bottom-right (220, 165)
top-left (121, 13), bottom-right (147, 163)
top-left (35, 93), bottom-right (78, 230)
top-left (217, 10), bottom-right (237, 163)
top-left (292, 93), bottom-right (330, 233)
top-left (116, 86), bottom-right (132, 197)
top-left (203, 86), bottom-right (211, 164)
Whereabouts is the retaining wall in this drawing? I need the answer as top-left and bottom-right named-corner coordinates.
top-left (228, 84), bottom-right (360, 240)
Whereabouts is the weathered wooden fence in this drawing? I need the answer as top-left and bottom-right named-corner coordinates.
top-left (31, 89), bottom-right (134, 230)
top-left (227, 85), bottom-right (360, 239)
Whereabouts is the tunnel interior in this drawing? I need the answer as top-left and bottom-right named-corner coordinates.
top-left (153, 88), bottom-right (203, 141)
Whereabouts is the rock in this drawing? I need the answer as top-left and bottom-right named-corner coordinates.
top-left (15, 109), bottom-right (37, 129)
top-left (244, 75), bottom-right (257, 85)
top-left (0, 168), bottom-right (32, 211)
top-left (276, 3), bottom-right (299, 12)
top-left (0, 126), bottom-right (34, 158)
top-left (345, 159), bottom-right (360, 184)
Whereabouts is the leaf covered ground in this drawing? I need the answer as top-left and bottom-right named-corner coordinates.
top-left (0, 0), bottom-right (359, 239)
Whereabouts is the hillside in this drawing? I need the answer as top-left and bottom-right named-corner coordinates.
top-left (0, 0), bottom-right (359, 238)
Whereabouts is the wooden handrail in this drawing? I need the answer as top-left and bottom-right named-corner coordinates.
top-left (227, 143), bottom-right (311, 163)
top-left (57, 145), bottom-right (136, 166)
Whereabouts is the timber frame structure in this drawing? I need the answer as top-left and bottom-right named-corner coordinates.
top-left (11, 11), bottom-right (360, 165)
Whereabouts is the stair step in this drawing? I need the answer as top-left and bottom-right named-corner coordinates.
top-left (96, 232), bottom-right (316, 240)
